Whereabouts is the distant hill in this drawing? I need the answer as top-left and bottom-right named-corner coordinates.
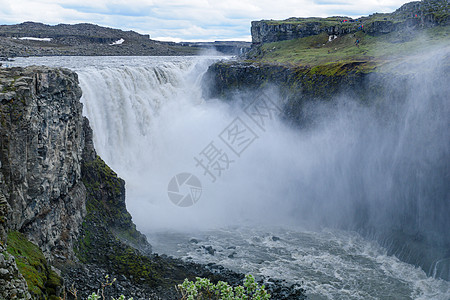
top-left (0, 22), bottom-right (150, 43)
top-left (0, 22), bottom-right (199, 57)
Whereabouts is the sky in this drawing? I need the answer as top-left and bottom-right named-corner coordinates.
top-left (0, 0), bottom-right (412, 42)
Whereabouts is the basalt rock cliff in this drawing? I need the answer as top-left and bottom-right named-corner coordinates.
top-left (0, 67), bottom-right (86, 262)
top-left (0, 67), bottom-right (87, 298)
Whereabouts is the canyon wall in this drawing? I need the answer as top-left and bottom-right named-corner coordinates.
top-left (251, 0), bottom-right (449, 44)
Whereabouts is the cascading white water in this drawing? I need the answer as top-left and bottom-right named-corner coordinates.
top-left (77, 57), bottom-right (250, 230)
top-left (8, 55), bottom-right (450, 299)
top-left (76, 58), bottom-right (329, 231)
top-left (74, 54), bottom-right (450, 240)
top-left (78, 62), bottom-right (204, 169)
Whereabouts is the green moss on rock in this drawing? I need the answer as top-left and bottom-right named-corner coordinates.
top-left (80, 155), bottom-right (146, 247)
top-left (76, 155), bottom-right (240, 290)
top-left (77, 155), bottom-right (164, 285)
top-left (6, 231), bottom-right (62, 299)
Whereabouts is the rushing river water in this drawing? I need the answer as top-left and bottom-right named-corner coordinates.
top-left (7, 56), bottom-right (450, 299)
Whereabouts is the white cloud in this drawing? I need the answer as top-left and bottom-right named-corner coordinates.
top-left (0, 0), bottom-right (412, 41)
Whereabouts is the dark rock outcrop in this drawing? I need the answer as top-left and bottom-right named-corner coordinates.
top-left (202, 61), bottom-right (384, 124)
top-left (0, 67), bottom-right (86, 263)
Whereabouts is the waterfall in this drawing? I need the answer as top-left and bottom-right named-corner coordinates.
top-left (77, 57), bottom-right (241, 229)
top-left (78, 60), bottom-right (209, 167)
top-left (75, 53), bottom-right (449, 280)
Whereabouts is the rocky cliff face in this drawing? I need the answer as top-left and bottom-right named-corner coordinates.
top-left (0, 67), bottom-right (86, 263)
top-left (251, 0), bottom-right (449, 44)
top-left (0, 67), bottom-right (89, 299)
top-left (251, 20), bottom-right (343, 44)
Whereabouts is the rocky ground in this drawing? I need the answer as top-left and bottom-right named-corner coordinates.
top-left (0, 243), bottom-right (31, 299)
top-left (61, 262), bottom-right (306, 300)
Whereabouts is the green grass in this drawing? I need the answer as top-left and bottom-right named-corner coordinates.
top-left (246, 25), bottom-right (450, 73)
top-left (6, 231), bottom-right (62, 298)
top-left (7, 231), bottom-right (47, 295)
top-left (264, 17), bottom-right (342, 26)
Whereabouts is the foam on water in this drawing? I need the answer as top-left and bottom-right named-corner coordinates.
top-left (148, 227), bottom-right (450, 300)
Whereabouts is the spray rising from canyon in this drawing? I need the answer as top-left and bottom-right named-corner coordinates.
top-left (76, 48), bottom-right (449, 279)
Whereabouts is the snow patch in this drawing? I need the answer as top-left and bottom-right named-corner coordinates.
top-left (110, 38), bottom-right (125, 45)
top-left (328, 35), bottom-right (337, 42)
top-left (17, 37), bottom-right (52, 42)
